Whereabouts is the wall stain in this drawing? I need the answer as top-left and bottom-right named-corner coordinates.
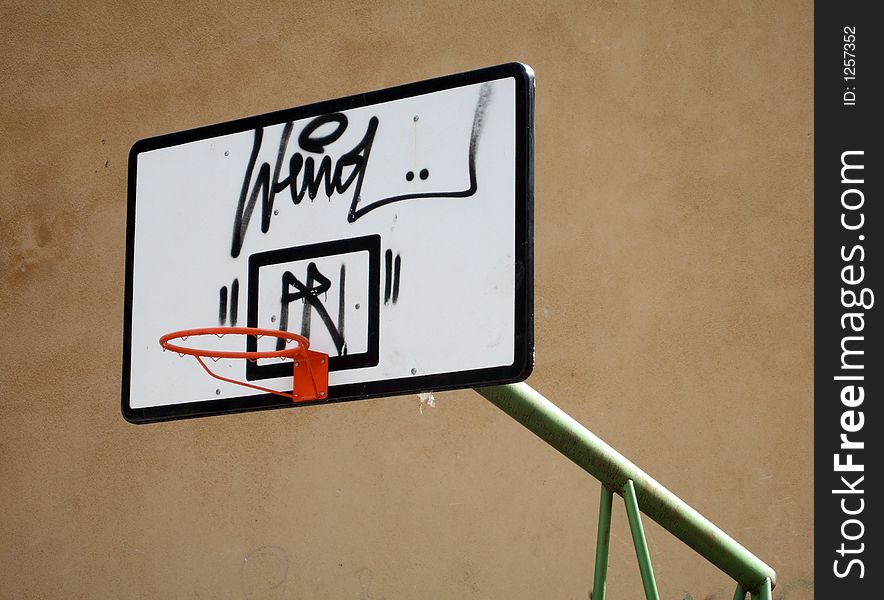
top-left (241, 545), bottom-right (288, 600)
top-left (357, 567), bottom-right (386, 600)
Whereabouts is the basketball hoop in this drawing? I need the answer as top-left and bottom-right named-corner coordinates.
top-left (159, 327), bottom-right (329, 402)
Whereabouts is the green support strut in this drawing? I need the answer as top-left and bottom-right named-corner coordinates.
top-left (592, 485), bottom-right (614, 600)
top-left (623, 480), bottom-right (660, 600)
top-left (751, 578), bottom-right (772, 600)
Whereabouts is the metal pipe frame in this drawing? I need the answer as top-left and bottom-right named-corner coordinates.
top-left (475, 382), bottom-right (776, 594)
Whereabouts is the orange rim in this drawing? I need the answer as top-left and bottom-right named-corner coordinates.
top-left (159, 326), bottom-right (328, 403)
top-left (159, 327), bottom-right (309, 360)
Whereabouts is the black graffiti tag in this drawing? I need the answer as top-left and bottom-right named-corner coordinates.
top-left (276, 263), bottom-right (346, 356)
top-left (230, 114), bottom-right (379, 258)
top-left (230, 82), bottom-right (492, 259)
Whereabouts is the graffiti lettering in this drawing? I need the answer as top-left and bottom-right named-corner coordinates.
top-left (277, 263), bottom-right (347, 356)
top-left (230, 115), bottom-right (379, 258)
top-left (230, 82), bottom-right (493, 259)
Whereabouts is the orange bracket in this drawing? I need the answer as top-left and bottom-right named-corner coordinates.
top-left (292, 349), bottom-right (329, 402)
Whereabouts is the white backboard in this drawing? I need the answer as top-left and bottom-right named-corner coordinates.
top-left (123, 63), bottom-right (534, 423)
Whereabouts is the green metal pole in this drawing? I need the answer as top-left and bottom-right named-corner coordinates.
top-left (592, 485), bottom-right (614, 600)
top-left (732, 582), bottom-right (746, 600)
top-left (475, 383), bottom-right (776, 592)
top-left (623, 480), bottom-right (660, 600)
top-left (758, 578), bottom-right (772, 600)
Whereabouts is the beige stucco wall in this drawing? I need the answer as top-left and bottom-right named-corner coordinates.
top-left (1, 1), bottom-right (812, 598)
